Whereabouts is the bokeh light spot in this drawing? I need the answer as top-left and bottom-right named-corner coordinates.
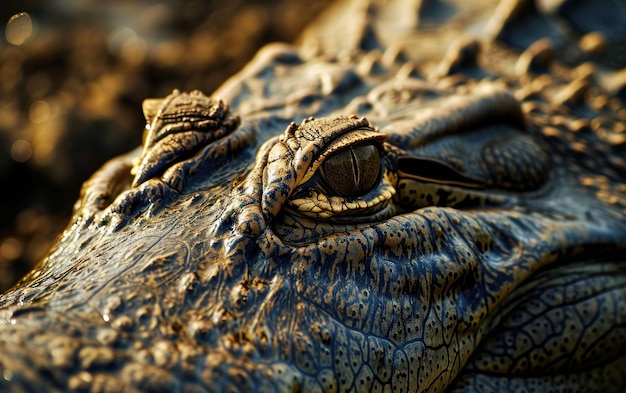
top-left (0, 238), bottom-right (23, 261)
top-left (28, 100), bottom-right (51, 124)
top-left (107, 27), bottom-right (136, 55)
top-left (10, 139), bottom-right (32, 163)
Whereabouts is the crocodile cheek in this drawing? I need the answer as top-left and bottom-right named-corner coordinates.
top-left (281, 208), bottom-right (537, 390)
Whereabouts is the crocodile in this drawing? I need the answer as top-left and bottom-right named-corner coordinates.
top-left (1, 0), bottom-right (626, 391)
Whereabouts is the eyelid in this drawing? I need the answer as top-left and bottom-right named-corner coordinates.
top-left (299, 128), bottom-right (386, 185)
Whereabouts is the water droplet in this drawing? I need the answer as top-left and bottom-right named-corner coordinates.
top-left (5, 13), bottom-right (32, 46)
top-left (10, 140), bottom-right (32, 163)
top-left (102, 313), bottom-right (110, 322)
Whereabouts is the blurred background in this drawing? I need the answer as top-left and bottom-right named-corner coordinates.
top-left (0, 0), bottom-right (332, 292)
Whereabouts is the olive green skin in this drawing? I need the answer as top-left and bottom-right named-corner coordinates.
top-left (1, 0), bottom-right (626, 392)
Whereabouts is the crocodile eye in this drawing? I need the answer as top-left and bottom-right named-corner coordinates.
top-left (320, 143), bottom-right (381, 197)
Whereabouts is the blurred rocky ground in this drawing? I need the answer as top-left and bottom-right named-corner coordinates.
top-left (0, 0), bottom-right (332, 292)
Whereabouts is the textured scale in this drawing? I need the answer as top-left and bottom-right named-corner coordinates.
top-left (0, 0), bottom-right (625, 392)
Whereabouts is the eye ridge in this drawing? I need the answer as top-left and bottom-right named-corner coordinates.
top-left (320, 142), bottom-right (381, 197)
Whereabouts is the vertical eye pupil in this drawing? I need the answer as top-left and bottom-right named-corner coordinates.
top-left (320, 143), bottom-right (381, 197)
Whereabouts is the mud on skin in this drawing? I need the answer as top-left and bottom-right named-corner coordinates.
top-left (1, 0), bottom-right (626, 392)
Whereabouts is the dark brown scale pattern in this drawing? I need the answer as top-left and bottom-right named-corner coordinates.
top-left (0, 0), bottom-right (625, 392)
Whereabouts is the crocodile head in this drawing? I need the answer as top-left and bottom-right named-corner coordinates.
top-left (1, 0), bottom-right (626, 392)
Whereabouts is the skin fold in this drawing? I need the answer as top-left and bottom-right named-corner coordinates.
top-left (0, 0), bottom-right (625, 392)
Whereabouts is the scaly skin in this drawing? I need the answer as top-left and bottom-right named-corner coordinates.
top-left (1, 0), bottom-right (625, 392)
